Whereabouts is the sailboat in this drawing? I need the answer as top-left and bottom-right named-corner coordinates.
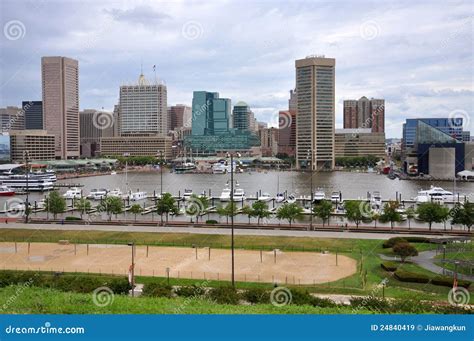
top-left (175, 147), bottom-right (196, 174)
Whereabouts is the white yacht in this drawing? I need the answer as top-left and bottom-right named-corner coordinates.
top-left (63, 187), bottom-right (82, 199)
top-left (212, 163), bottom-right (227, 174)
top-left (0, 174), bottom-right (54, 191)
top-left (88, 188), bottom-right (108, 200)
top-left (275, 193), bottom-right (285, 203)
top-left (183, 189), bottom-right (193, 200)
top-left (257, 192), bottom-right (272, 202)
top-left (107, 188), bottom-right (123, 198)
top-left (219, 185), bottom-right (231, 202)
top-left (286, 194), bottom-right (296, 204)
top-left (331, 191), bottom-right (341, 203)
top-left (414, 186), bottom-right (456, 204)
top-left (232, 187), bottom-right (246, 202)
top-left (313, 189), bottom-right (326, 203)
top-left (128, 191), bottom-right (147, 201)
top-left (370, 191), bottom-right (382, 208)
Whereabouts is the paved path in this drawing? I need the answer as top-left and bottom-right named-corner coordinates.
top-left (0, 222), bottom-right (456, 240)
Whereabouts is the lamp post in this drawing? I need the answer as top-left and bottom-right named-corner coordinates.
top-left (227, 152), bottom-right (240, 288)
top-left (306, 150), bottom-right (314, 231)
top-left (127, 242), bottom-right (135, 297)
top-left (23, 150), bottom-right (30, 223)
top-left (156, 150), bottom-right (164, 196)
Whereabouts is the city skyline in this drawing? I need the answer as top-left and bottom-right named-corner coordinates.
top-left (0, 1), bottom-right (472, 139)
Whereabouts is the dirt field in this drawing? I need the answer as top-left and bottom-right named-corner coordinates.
top-left (0, 242), bottom-right (356, 284)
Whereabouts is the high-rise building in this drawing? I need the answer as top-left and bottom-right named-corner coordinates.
top-left (80, 109), bottom-right (115, 158)
top-left (343, 97), bottom-right (385, 133)
top-left (289, 89), bottom-right (297, 111)
top-left (119, 72), bottom-right (167, 136)
top-left (23, 101), bottom-right (43, 130)
top-left (41, 56), bottom-right (79, 159)
top-left (278, 110), bottom-right (297, 157)
top-left (259, 127), bottom-right (279, 157)
top-left (0, 106), bottom-right (25, 131)
top-left (191, 91), bottom-right (231, 136)
top-left (295, 55), bottom-right (335, 170)
top-left (232, 101), bottom-right (251, 131)
top-left (168, 104), bottom-right (192, 131)
top-left (9, 130), bottom-right (55, 161)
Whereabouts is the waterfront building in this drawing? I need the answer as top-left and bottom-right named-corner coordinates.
top-left (278, 110), bottom-right (297, 157)
top-left (289, 89), bottom-right (297, 111)
top-left (100, 135), bottom-right (173, 160)
top-left (23, 101), bottom-right (43, 130)
top-left (168, 104), bottom-right (191, 131)
top-left (9, 130), bottom-right (55, 162)
top-left (334, 129), bottom-right (385, 158)
top-left (42, 56), bottom-right (80, 159)
top-left (232, 101), bottom-right (252, 131)
top-left (79, 109), bottom-right (115, 158)
top-left (343, 97), bottom-right (385, 133)
top-left (0, 106), bottom-right (25, 131)
top-left (119, 72), bottom-right (167, 136)
top-left (259, 127), bottom-right (279, 157)
top-left (295, 55), bottom-right (335, 170)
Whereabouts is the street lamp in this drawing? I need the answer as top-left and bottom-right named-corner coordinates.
top-left (156, 150), bottom-right (164, 196)
top-left (227, 152), bottom-right (241, 288)
top-left (23, 150), bottom-right (30, 224)
top-left (127, 242), bottom-right (135, 297)
top-left (306, 150), bottom-right (314, 231)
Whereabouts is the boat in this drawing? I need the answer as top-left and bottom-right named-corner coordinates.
top-left (63, 187), bottom-right (82, 199)
top-left (275, 193), bottom-right (285, 203)
top-left (413, 186), bottom-right (460, 204)
top-left (107, 188), bottom-right (123, 198)
top-left (110, 171), bottom-right (117, 175)
top-left (128, 191), bottom-right (147, 201)
top-left (232, 187), bottom-right (246, 202)
top-left (0, 185), bottom-right (15, 196)
top-left (286, 194), bottom-right (296, 204)
top-left (370, 191), bottom-right (382, 208)
top-left (0, 174), bottom-right (54, 191)
top-left (87, 188), bottom-right (108, 200)
top-left (219, 185), bottom-right (231, 202)
top-left (313, 189), bottom-right (326, 203)
top-left (257, 192), bottom-right (272, 202)
top-left (331, 191), bottom-right (341, 204)
top-left (183, 189), bottom-right (193, 200)
top-left (212, 163), bottom-right (228, 174)
top-left (175, 162), bottom-right (196, 174)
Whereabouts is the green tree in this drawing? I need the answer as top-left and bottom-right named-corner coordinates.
top-left (276, 203), bottom-right (304, 227)
top-left (313, 199), bottom-right (333, 227)
top-left (379, 201), bottom-right (402, 230)
top-left (156, 193), bottom-right (178, 223)
top-left (405, 207), bottom-right (416, 230)
top-left (75, 197), bottom-right (91, 219)
top-left (371, 212), bottom-right (380, 228)
top-left (241, 205), bottom-right (254, 224)
top-left (393, 242), bottom-right (418, 262)
top-left (98, 196), bottom-right (124, 221)
top-left (129, 204), bottom-right (143, 222)
top-left (251, 200), bottom-right (271, 225)
top-left (344, 200), bottom-right (367, 228)
top-left (185, 194), bottom-right (209, 223)
top-left (45, 191), bottom-right (66, 220)
top-left (451, 201), bottom-right (473, 232)
top-left (216, 202), bottom-right (238, 224)
top-left (416, 202), bottom-right (444, 230)
top-left (438, 205), bottom-right (451, 231)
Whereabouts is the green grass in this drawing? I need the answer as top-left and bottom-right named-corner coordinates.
top-left (0, 285), bottom-right (369, 314)
top-left (434, 250), bottom-right (474, 276)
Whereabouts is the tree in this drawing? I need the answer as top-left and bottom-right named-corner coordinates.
top-left (276, 203), bottom-right (304, 227)
top-left (313, 199), bottom-right (332, 227)
top-left (392, 242), bottom-right (418, 262)
top-left (216, 202), bottom-right (238, 224)
top-left (438, 206), bottom-right (451, 231)
top-left (129, 204), bottom-right (143, 222)
top-left (379, 201), bottom-right (402, 230)
top-left (451, 201), bottom-right (473, 232)
top-left (98, 196), bottom-right (123, 221)
top-left (75, 197), bottom-right (91, 219)
top-left (241, 205), bottom-right (253, 224)
top-left (185, 194), bottom-right (210, 223)
top-left (45, 191), bottom-right (66, 220)
top-left (405, 207), bottom-right (416, 230)
top-left (251, 200), bottom-right (271, 225)
top-left (344, 200), bottom-right (367, 228)
top-left (156, 192), bottom-right (178, 223)
top-left (371, 212), bottom-right (380, 228)
top-left (416, 202), bottom-right (444, 230)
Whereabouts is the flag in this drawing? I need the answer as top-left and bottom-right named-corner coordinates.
top-left (153, 65), bottom-right (156, 72)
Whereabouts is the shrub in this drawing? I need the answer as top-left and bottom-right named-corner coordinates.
top-left (241, 288), bottom-right (270, 304)
top-left (175, 285), bottom-right (206, 297)
top-left (350, 296), bottom-right (391, 312)
top-left (381, 261), bottom-right (399, 272)
top-left (394, 269), bottom-right (430, 283)
top-left (403, 237), bottom-right (430, 244)
top-left (142, 282), bottom-right (173, 298)
top-left (289, 289), bottom-right (314, 306)
top-left (310, 296), bottom-right (336, 308)
top-left (382, 237), bottom-right (407, 248)
top-left (392, 242), bottom-right (418, 262)
top-left (205, 219), bottom-right (218, 225)
top-left (431, 275), bottom-right (471, 289)
top-left (65, 216), bottom-right (82, 221)
top-left (207, 286), bottom-right (240, 305)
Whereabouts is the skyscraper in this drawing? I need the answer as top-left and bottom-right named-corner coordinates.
top-left (119, 73), bottom-right (167, 136)
top-left (343, 100), bottom-right (357, 129)
top-left (295, 55), bottom-right (335, 170)
top-left (191, 91), bottom-right (231, 136)
top-left (232, 101), bottom-right (251, 131)
top-left (343, 97), bottom-right (385, 133)
top-left (42, 56), bottom-right (79, 159)
top-left (23, 101), bottom-right (43, 130)
top-left (168, 104), bottom-right (192, 131)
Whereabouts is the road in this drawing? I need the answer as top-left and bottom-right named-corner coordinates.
top-left (0, 222), bottom-right (458, 240)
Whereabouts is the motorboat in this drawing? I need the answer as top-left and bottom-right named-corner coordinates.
top-left (174, 162), bottom-right (196, 174)
top-left (313, 189), bottom-right (326, 203)
top-left (414, 186), bottom-right (457, 204)
top-left (63, 187), bottom-right (82, 199)
top-left (275, 193), bottom-right (285, 203)
top-left (88, 188), bottom-right (108, 200)
top-left (183, 189), bottom-right (193, 200)
top-left (107, 188), bottom-right (123, 198)
top-left (219, 185), bottom-right (231, 202)
top-left (212, 163), bottom-right (227, 174)
top-left (110, 171), bottom-right (117, 175)
top-left (0, 185), bottom-right (15, 196)
top-left (331, 191), bottom-right (341, 204)
top-left (128, 191), bottom-right (147, 201)
top-left (286, 194), bottom-right (296, 204)
top-left (370, 191), bottom-right (382, 208)
top-left (232, 187), bottom-right (246, 202)
top-left (257, 192), bottom-right (272, 202)
top-left (0, 174), bottom-right (54, 191)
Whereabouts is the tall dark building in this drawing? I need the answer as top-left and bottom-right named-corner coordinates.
top-left (343, 97), bottom-right (385, 133)
top-left (22, 101), bottom-right (43, 130)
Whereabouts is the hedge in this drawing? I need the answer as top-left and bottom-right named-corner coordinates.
top-left (0, 270), bottom-right (130, 294)
top-left (142, 282), bottom-right (173, 298)
top-left (381, 261), bottom-right (399, 272)
top-left (383, 236), bottom-right (431, 248)
top-left (394, 269), bottom-right (471, 288)
top-left (205, 220), bottom-right (218, 224)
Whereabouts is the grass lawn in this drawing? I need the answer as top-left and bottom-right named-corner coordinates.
top-left (434, 250), bottom-right (474, 276)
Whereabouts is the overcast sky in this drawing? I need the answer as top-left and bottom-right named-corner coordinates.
top-left (0, 0), bottom-right (472, 138)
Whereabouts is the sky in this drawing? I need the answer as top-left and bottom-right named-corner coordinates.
top-left (0, 0), bottom-right (472, 138)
